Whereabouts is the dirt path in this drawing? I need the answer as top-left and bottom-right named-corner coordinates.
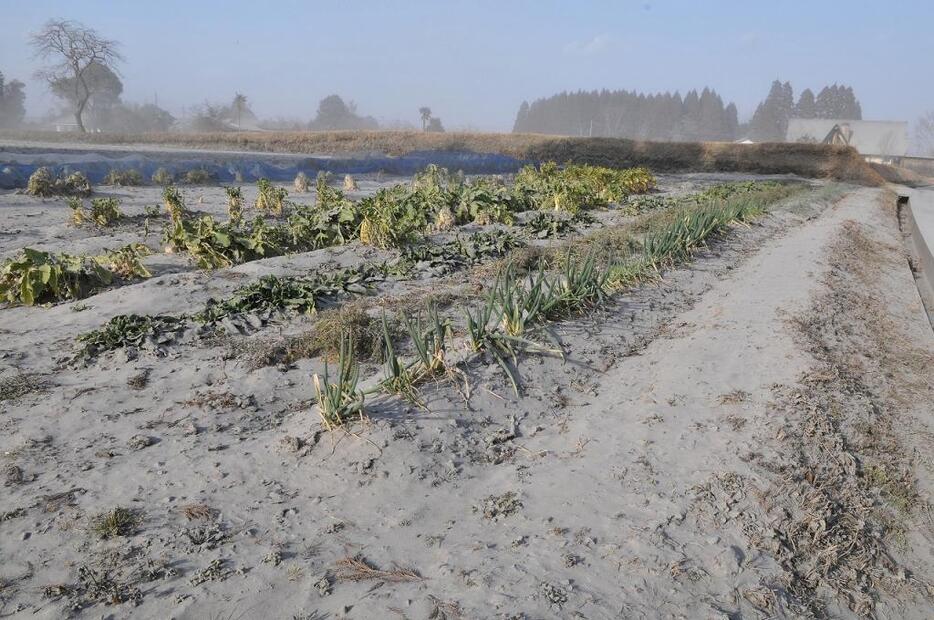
top-left (2, 185), bottom-right (932, 619)
top-left (502, 186), bottom-right (934, 618)
top-left (402, 185), bottom-right (934, 619)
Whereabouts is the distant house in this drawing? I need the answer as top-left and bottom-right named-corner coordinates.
top-left (786, 118), bottom-right (908, 160)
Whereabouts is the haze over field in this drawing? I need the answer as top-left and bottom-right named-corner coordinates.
top-left (1, 0), bottom-right (933, 134)
top-left (4, 3), bottom-right (934, 619)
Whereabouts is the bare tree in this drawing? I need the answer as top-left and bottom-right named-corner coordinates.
top-left (30, 19), bottom-right (122, 132)
top-left (915, 111), bottom-right (934, 157)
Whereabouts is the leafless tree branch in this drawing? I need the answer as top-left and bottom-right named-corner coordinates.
top-left (29, 19), bottom-right (122, 132)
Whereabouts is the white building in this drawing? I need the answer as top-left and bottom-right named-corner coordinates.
top-left (786, 118), bottom-right (908, 159)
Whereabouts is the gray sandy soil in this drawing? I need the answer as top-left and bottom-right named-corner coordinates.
top-left (1, 178), bottom-right (932, 619)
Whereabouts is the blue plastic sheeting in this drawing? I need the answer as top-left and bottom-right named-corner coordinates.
top-left (0, 150), bottom-right (529, 189)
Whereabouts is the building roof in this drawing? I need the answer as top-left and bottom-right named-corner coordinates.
top-left (786, 118), bottom-right (908, 156)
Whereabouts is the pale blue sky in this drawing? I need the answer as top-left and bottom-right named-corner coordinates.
top-left (1, 0), bottom-right (931, 130)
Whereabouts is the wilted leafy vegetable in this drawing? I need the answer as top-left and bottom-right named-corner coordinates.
top-left (196, 264), bottom-right (386, 324)
top-left (68, 197), bottom-right (123, 227)
top-left (103, 169), bottom-right (144, 186)
top-left (163, 215), bottom-right (264, 269)
top-left (359, 185), bottom-right (433, 249)
top-left (452, 177), bottom-right (520, 225)
top-left (77, 314), bottom-right (186, 358)
top-left (151, 167), bottom-right (174, 185)
top-left (97, 243), bottom-right (152, 279)
top-left (225, 187), bottom-right (244, 225)
top-left (255, 178), bottom-right (289, 215)
top-left (183, 168), bottom-right (216, 184)
top-left (523, 211), bottom-right (578, 238)
top-left (397, 230), bottom-right (524, 275)
top-left (162, 185), bottom-right (187, 220)
top-left (26, 167), bottom-right (92, 197)
top-left (0, 248), bottom-right (113, 306)
top-left (0, 242), bottom-right (154, 307)
top-left (513, 163), bottom-right (655, 213)
top-left (293, 172), bottom-right (310, 193)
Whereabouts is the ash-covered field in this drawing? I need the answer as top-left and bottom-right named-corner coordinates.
top-left (1, 163), bottom-right (932, 619)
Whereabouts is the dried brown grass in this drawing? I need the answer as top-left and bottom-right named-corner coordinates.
top-left (333, 556), bottom-right (421, 583)
top-left (178, 503), bottom-right (216, 521)
top-left (752, 214), bottom-right (934, 615)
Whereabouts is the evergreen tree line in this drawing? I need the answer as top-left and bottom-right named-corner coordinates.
top-left (747, 81), bottom-right (862, 141)
top-left (513, 88), bottom-right (738, 141)
top-left (513, 81), bottom-right (863, 143)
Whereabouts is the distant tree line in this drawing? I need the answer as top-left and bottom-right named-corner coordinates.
top-left (748, 81), bottom-right (862, 141)
top-left (513, 88), bottom-right (738, 141)
top-left (513, 81), bottom-right (864, 143)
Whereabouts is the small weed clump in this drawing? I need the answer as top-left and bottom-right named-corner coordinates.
top-left (67, 197), bottom-right (87, 226)
top-left (103, 169), bottom-right (144, 186)
top-left (307, 305), bottom-right (386, 362)
top-left (90, 197), bottom-right (123, 226)
top-left (89, 507), bottom-right (140, 539)
top-left (0, 373), bottom-right (44, 402)
top-left (26, 167), bottom-right (92, 197)
top-left (333, 556), bottom-right (421, 583)
top-left (239, 304), bottom-right (399, 369)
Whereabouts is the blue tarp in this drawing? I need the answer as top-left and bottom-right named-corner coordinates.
top-left (0, 149), bottom-right (529, 189)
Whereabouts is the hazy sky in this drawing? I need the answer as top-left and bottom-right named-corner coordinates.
top-left (2, 0), bottom-right (932, 131)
